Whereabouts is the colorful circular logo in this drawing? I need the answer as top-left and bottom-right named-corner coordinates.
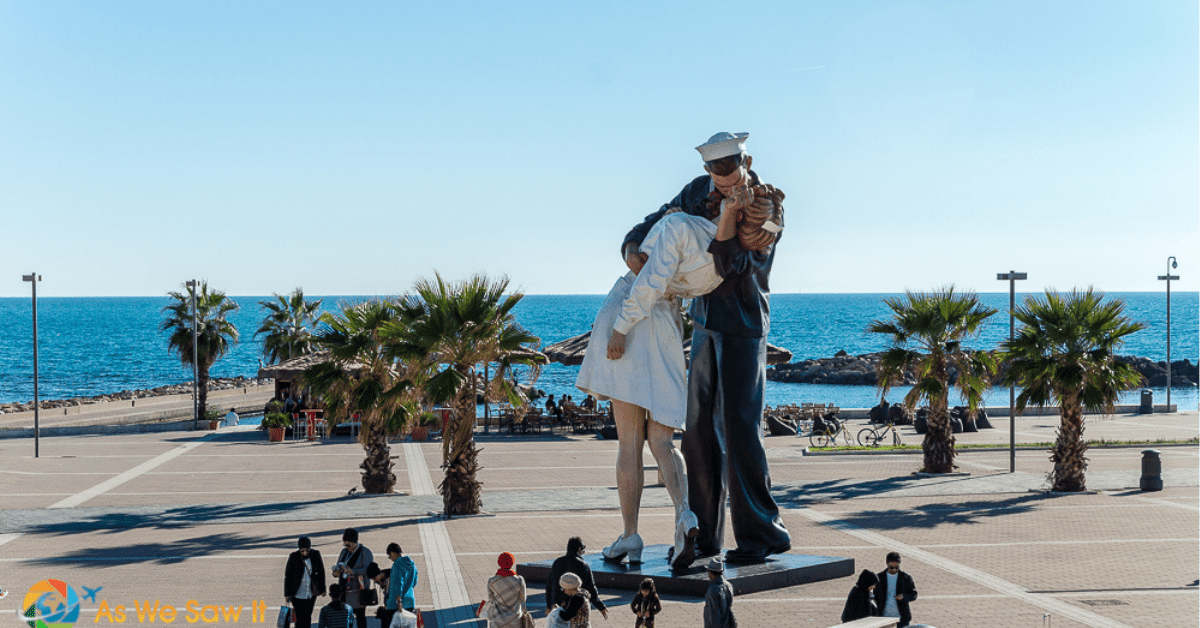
top-left (23, 580), bottom-right (80, 628)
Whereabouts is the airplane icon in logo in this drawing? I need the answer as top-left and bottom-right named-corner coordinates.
top-left (82, 586), bottom-right (103, 603)
top-left (0, 586), bottom-right (8, 599)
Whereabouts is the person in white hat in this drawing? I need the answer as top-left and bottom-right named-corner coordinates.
top-left (620, 132), bottom-right (791, 566)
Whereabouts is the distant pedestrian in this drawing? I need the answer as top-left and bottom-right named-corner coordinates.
top-left (285, 536), bottom-right (327, 628)
top-left (840, 569), bottom-right (878, 623)
top-left (332, 528), bottom-right (373, 628)
top-left (224, 407), bottom-right (240, 427)
top-left (703, 558), bottom-right (736, 628)
top-left (317, 584), bottom-right (353, 628)
top-left (545, 537), bottom-right (608, 619)
top-left (480, 552), bottom-right (533, 628)
top-left (875, 552), bottom-right (918, 627)
top-left (630, 578), bottom-right (660, 628)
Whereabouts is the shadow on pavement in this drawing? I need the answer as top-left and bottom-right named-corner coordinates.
top-left (829, 494), bottom-right (1044, 530)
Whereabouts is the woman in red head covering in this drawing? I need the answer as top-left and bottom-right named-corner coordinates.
top-left (479, 552), bottom-right (532, 628)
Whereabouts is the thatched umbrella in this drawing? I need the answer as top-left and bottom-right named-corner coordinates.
top-left (543, 331), bottom-right (793, 366)
top-left (257, 350), bottom-right (375, 399)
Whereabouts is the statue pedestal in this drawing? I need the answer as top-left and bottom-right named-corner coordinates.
top-left (517, 544), bottom-right (854, 596)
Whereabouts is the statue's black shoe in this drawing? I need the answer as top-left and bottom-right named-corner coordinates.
top-left (723, 542), bottom-right (791, 565)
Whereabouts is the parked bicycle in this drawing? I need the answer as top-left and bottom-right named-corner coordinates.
top-left (809, 419), bottom-right (854, 448)
top-left (857, 421), bottom-right (902, 447)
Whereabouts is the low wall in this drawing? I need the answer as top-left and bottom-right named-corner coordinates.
top-left (833, 404), bottom-right (1177, 421)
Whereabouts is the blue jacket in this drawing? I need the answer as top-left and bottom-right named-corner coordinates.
top-left (388, 556), bottom-right (418, 610)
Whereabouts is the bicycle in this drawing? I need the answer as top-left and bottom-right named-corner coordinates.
top-left (809, 419), bottom-right (854, 448)
top-left (858, 421), bottom-right (902, 447)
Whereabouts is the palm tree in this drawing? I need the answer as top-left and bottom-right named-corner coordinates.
top-left (255, 288), bottom-right (323, 365)
top-left (868, 287), bottom-right (997, 474)
top-left (391, 273), bottom-right (542, 516)
top-left (999, 289), bottom-right (1145, 492)
top-left (304, 299), bottom-right (419, 494)
top-left (161, 282), bottom-right (240, 420)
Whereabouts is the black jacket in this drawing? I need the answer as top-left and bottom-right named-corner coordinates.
top-left (623, 172), bottom-right (780, 339)
top-left (284, 549), bottom-right (327, 600)
top-left (874, 569), bottom-right (917, 627)
top-left (840, 585), bottom-right (876, 623)
top-left (544, 554), bottom-right (606, 613)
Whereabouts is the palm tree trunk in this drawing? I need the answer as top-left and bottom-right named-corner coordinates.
top-left (440, 368), bottom-right (483, 516)
top-left (1051, 395), bottom-right (1088, 492)
top-left (922, 359), bottom-right (956, 473)
top-left (360, 417), bottom-right (396, 494)
top-left (198, 367), bottom-right (210, 420)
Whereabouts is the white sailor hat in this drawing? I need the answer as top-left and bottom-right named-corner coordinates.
top-left (695, 132), bottom-right (749, 162)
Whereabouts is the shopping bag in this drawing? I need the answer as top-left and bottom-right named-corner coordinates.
top-left (545, 607), bottom-right (568, 628)
top-left (276, 606), bottom-right (292, 628)
top-left (390, 609), bottom-right (418, 628)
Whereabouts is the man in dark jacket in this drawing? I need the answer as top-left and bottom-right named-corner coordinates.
top-left (874, 552), bottom-right (918, 627)
top-left (284, 536), bottom-right (327, 628)
top-left (841, 569), bottom-right (878, 622)
top-left (622, 132), bottom-right (790, 564)
top-left (544, 537), bottom-right (608, 619)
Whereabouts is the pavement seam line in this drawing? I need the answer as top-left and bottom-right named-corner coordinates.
top-left (1130, 495), bottom-right (1200, 512)
top-left (47, 430), bottom-right (226, 509)
top-left (405, 443), bottom-right (480, 627)
top-left (790, 506), bottom-right (1137, 628)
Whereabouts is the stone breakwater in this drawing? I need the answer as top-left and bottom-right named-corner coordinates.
top-left (768, 351), bottom-right (1200, 388)
top-left (0, 376), bottom-right (272, 414)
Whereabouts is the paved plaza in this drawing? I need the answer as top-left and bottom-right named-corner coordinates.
top-left (0, 412), bottom-right (1196, 627)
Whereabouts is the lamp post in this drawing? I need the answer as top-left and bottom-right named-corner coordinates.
top-left (185, 280), bottom-right (200, 427)
top-left (1157, 257), bottom-right (1179, 412)
top-left (22, 273), bottom-right (42, 458)
top-left (997, 271), bottom-right (1027, 473)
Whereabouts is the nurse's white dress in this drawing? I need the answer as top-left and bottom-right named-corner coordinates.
top-left (575, 212), bottom-right (723, 430)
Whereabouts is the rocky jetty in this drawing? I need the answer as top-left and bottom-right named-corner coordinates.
top-left (0, 376), bottom-right (271, 414)
top-left (768, 351), bottom-right (1199, 389)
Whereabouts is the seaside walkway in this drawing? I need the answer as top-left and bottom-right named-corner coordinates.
top-left (0, 383), bottom-right (275, 433)
top-left (0, 412), bottom-right (1195, 627)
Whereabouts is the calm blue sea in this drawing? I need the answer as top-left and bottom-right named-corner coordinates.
top-left (1, 293), bottom-right (1196, 409)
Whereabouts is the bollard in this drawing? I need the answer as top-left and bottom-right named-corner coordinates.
top-left (1139, 389), bottom-right (1153, 414)
top-left (1140, 449), bottom-right (1163, 491)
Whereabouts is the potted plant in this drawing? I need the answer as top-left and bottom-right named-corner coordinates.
top-left (410, 411), bottom-right (438, 442)
top-left (205, 409), bottom-right (221, 431)
top-left (262, 411), bottom-right (292, 442)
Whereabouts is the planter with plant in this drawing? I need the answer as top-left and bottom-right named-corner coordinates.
top-left (262, 412), bottom-right (292, 442)
top-left (205, 409), bottom-right (221, 430)
top-left (410, 411), bottom-right (438, 442)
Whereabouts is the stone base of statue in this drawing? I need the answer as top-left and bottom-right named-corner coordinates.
top-left (517, 544), bottom-right (853, 596)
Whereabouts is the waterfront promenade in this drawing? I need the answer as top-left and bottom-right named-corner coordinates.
top-left (0, 413), bottom-right (1195, 627)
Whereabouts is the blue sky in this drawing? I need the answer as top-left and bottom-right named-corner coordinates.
top-left (1, 0), bottom-right (1196, 297)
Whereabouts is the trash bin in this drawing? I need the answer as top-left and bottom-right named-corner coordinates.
top-left (1139, 389), bottom-right (1153, 414)
top-left (1140, 449), bottom-right (1163, 491)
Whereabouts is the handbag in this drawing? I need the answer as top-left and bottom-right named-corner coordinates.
top-left (359, 585), bottom-right (379, 606)
top-left (520, 610), bottom-right (535, 628)
top-left (275, 606), bottom-right (292, 628)
top-left (545, 607), bottom-right (568, 628)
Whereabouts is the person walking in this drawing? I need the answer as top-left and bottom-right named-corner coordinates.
top-left (874, 552), bottom-right (918, 627)
top-left (379, 543), bottom-right (417, 614)
top-left (840, 569), bottom-right (878, 623)
top-left (544, 537), bottom-right (608, 619)
top-left (630, 578), bottom-right (661, 628)
top-left (317, 584), bottom-right (354, 628)
top-left (481, 552), bottom-right (533, 628)
top-left (284, 537), bottom-right (327, 628)
top-left (551, 573), bottom-right (590, 628)
top-left (332, 528), bottom-right (373, 628)
top-left (702, 558), bottom-right (736, 628)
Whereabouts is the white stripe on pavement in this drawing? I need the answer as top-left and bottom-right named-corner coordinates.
top-left (791, 506), bottom-right (1137, 628)
top-left (405, 442), bottom-right (481, 628)
top-left (48, 431), bottom-right (225, 509)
